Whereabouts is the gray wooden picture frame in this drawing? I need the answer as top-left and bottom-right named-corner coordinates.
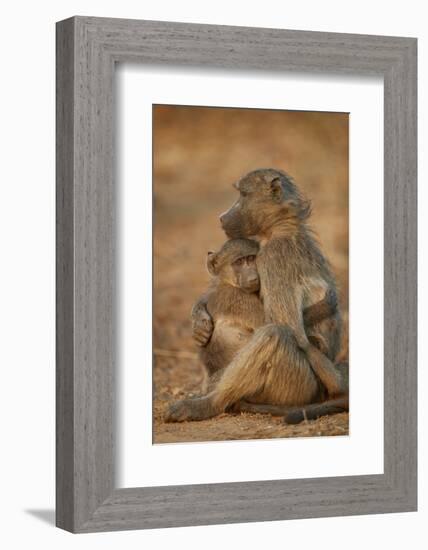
top-left (56, 16), bottom-right (417, 533)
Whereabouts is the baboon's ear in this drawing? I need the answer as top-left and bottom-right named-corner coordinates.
top-left (206, 251), bottom-right (219, 275)
top-left (269, 177), bottom-right (283, 203)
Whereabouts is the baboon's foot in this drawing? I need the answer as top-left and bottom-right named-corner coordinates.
top-left (165, 396), bottom-right (220, 422)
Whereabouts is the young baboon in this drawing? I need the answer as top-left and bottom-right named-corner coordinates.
top-left (194, 238), bottom-right (338, 394)
top-left (197, 238), bottom-right (264, 390)
top-left (166, 169), bottom-right (348, 423)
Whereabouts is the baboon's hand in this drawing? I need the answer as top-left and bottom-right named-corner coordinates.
top-left (308, 334), bottom-right (330, 356)
top-left (192, 310), bottom-right (214, 346)
top-left (325, 288), bottom-right (338, 314)
top-left (294, 331), bottom-right (310, 352)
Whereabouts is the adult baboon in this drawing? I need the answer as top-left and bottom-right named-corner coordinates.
top-left (166, 168), bottom-right (348, 423)
top-left (193, 238), bottom-right (338, 394)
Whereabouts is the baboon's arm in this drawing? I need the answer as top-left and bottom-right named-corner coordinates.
top-left (191, 293), bottom-right (214, 346)
top-left (294, 307), bottom-right (345, 398)
top-left (299, 341), bottom-right (345, 397)
top-left (262, 279), bottom-right (344, 397)
top-left (298, 290), bottom-right (345, 396)
top-left (303, 288), bottom-right (338, 327)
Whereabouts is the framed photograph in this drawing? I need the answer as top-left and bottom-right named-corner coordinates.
top-left (151, 104), bottom-right (350, 445)
top-left (56, 16), bottom-right (417, 532)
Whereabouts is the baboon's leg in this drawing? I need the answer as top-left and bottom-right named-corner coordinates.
top-left (165, 394), bottom-right (221, 422)
top-left (237, 362), bottom-right (349, 419)
top-left (283, 395), bottom-right (349, 424)
top-left (165, 324), bottom-right (319, 422)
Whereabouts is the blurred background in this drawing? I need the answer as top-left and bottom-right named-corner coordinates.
top-left (153, 104), bottom-right (349, 443)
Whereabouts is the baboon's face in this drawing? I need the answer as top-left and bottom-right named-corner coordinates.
top-left (219, 169), bottom-right (290, 238)
top-left (231, 254), bottom-right (260, 293)
top-left (207, 238), bottom-right (260, 292)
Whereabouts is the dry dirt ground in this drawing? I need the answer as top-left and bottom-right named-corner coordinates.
top-left (153, 105), bottom-right (349, 444)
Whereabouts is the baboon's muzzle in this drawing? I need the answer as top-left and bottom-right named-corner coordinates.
top-left (219, 205), bottom-right (244, 238)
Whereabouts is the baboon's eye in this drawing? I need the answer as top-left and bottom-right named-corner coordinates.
top-left (247, 255), bottom-right (256, 263)
top-left (233, 258), bottom-right (244, 267)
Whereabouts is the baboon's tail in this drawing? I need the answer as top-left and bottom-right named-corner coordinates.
top-left (283, 395), bottom-right (349, 424)
top-left (235, 394), bottom-right (348, 424)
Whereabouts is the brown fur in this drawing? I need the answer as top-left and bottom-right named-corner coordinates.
top-left (166, 169), bottom-right (348, 423)
top-left (236, 363), bottom-right (348, 423)
top-left (199, 239), bottom-right (264, 388)
top-left (194, 239), bottom-right (338, 395)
